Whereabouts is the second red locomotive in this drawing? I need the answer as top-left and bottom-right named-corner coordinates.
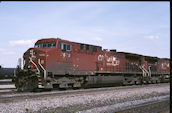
top-left (15, 38), bottom-right (170, 91)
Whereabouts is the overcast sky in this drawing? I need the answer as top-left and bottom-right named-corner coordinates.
top-left (0, 2), bottom-right (170, 68)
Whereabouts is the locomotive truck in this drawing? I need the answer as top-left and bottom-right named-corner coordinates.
top-left (14, 38), bottom-right (170, 91)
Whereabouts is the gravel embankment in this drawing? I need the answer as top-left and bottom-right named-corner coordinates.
top-left (0, 83), bottom-right (169, 113)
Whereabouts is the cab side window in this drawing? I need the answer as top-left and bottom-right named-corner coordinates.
top-left (67, 44), bottom-right (71, 51)
top-left (52, 42), bottom-right (56, 47)
top-left (80, 44), bottom-right (84, 50)
top-left (43, 43), bottom-right (47, 48)
top-left (63, 44), bottom-right (66, 51)
top-left (58, 42), bottom-right (71, 51)
top-left (93, 46), bottom-right (97, 52)
top-left (86, 45), bottom-right (89, 50)
top-left (48, 43), bottom-right (51, 48)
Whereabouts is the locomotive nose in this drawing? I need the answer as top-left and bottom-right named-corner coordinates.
top-left (24, 48), bottom-right (46, 69)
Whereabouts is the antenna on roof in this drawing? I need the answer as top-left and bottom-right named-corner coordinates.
top-left (57, 37), bottom-right (61, 40)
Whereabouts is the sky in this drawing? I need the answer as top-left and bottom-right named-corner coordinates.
top-left (0, 1), bottom-right (170, 68)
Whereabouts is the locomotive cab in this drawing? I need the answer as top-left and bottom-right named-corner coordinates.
top-left (23, 38), bottom-right (58, 71)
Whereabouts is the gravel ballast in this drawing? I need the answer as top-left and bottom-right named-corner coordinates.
top-left (0, 83), bottom-right (169, 113)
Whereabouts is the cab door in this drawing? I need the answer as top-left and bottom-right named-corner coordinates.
top-left (61, 43), bottom-right (73, 75)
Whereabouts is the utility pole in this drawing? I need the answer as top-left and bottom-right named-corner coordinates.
top-left (18, 58), bottom-right (22, 69)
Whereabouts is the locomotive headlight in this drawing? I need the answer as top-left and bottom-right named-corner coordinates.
top-left (33, 51), bottom-right (37, 55)
top-left (28, 65), bottom-right (31, 69)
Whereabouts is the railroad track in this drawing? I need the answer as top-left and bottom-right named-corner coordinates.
top-left (0, 79), bottom-right (16, 94)
top-left (0, 79), bottom-right (13, 84)
top-left (0, 85), bottom-right (146, 99)
top-left (0, 83), bottom-right (169, 97)
top-left (0, 79), bottom-right (15, 87)
top-left (0, 83), bottom-right (169, 100)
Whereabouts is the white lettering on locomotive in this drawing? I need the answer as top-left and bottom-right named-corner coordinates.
top-left (98, 54), bottom-right (120, 66)
top-left (39, 54), bottom-right (45, 56)
top-left (161, 62), bottom-right (169, 69)
top-left (62, 53), bottom-right (71, 58)
top-left (106, 56), bottom-right (120, 66)
top-left (98, 55), bottom-right (104, 61)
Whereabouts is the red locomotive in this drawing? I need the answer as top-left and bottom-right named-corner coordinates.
top-left (14, 38), bottom-right (170, 91)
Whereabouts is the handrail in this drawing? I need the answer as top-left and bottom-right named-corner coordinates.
top-left (29, 57), bottom-right (40, 75)
top-left (38, 59), bottom-right (46, 80)
top-left (148, 66), bottom-right (151, 77)
top-left (142, 66), bottom-right (149, 77)
top-left (139, 66), bottom-right (146, 77)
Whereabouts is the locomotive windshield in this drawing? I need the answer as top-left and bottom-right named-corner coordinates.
top-left (34, 42), bottom-right (56, 48)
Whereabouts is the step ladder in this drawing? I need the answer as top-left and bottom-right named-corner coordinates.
top-left (37, 75), bottom-right (44, 88)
